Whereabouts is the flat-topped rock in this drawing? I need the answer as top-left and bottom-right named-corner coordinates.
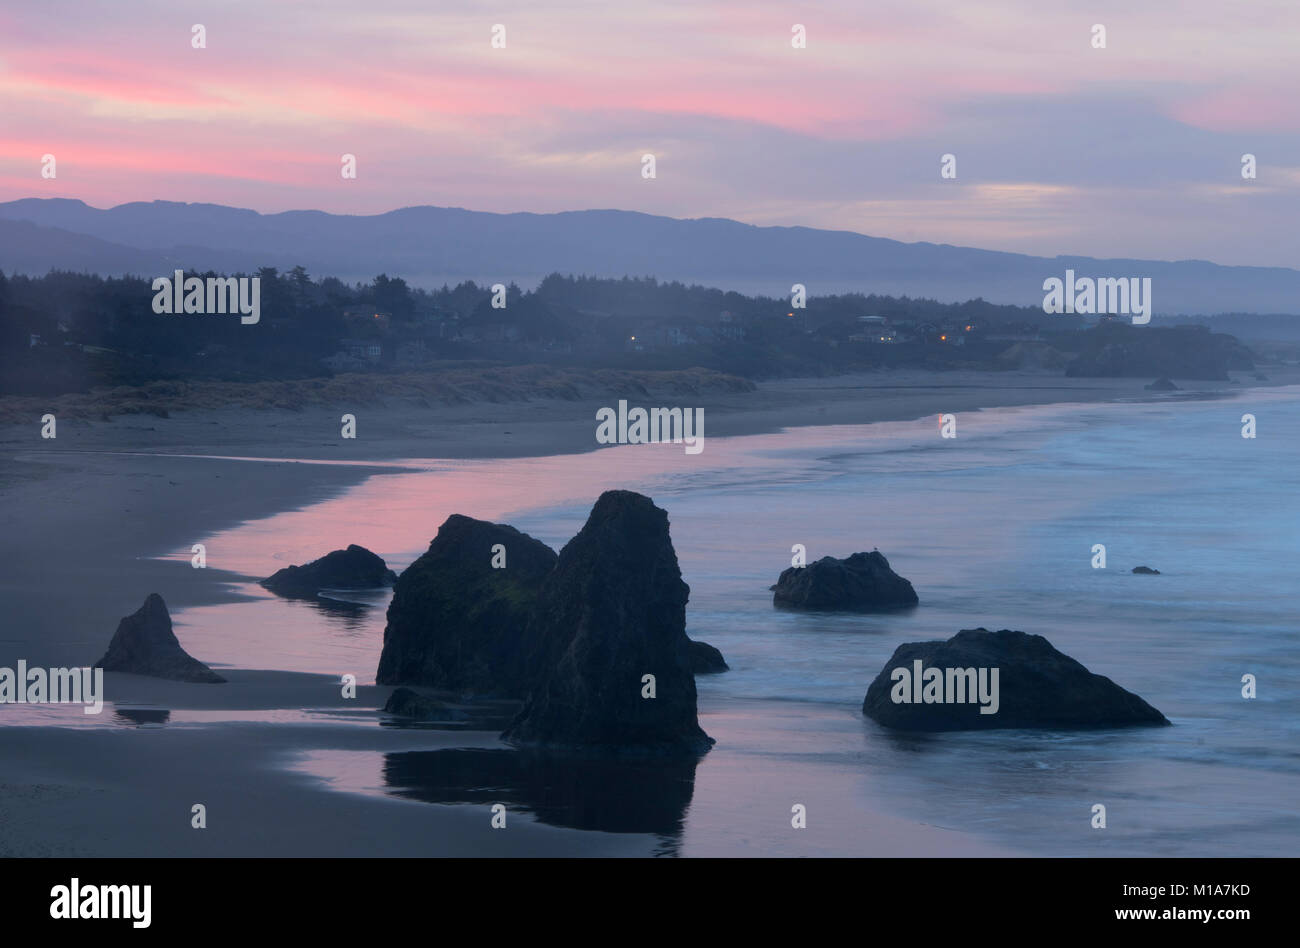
top-left (772, 550), bottom-right (918, 611)
top-left (261, 544), bottom-right (397, 597)
top-left (96, 593), bottom-right (225, 683)
top-left (862, 628), bottom-right (1169, 731)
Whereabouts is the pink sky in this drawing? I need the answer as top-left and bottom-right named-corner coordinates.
top-left (2, 0), bottom-right (1298, 265)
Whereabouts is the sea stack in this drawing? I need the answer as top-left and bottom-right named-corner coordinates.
top-left (686, 639), bottom-right (729, 674)
top-left (97, 593), bottom-right (226, 682)
top-left (772, 550), bottom-right (918, 611)
top-left (862, 628), bottom-right (1169, 731)
top-left (261, 544), bottom-right (397, 597)
top-left (502, 490), bottom-right (714, 755)
top-left (376, 515), bottom-right (557, 696)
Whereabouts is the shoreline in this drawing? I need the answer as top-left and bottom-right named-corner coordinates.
top-left (7, 367), bottom-right (1293, 465)
top-left (2, 367), bottom-right (1294, 857)
top-left (2, 367), bottom-right (1292, 670)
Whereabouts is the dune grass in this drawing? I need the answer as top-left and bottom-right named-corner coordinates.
top-left (0, 364), bottom-right (756, 423)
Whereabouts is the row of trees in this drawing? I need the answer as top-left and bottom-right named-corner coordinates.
top-left (1, 266), bottom-right (1095, 396)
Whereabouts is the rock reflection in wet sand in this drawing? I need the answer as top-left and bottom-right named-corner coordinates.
top-left (381, 747), bottom-right (700, 844)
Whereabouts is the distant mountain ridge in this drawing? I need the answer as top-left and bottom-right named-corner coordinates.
top-left (1, 198), bottom-right (1297, 315)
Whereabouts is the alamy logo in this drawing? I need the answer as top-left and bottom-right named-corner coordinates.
top-left (596, 400), bottom-right (704, 454)
top-left (152, 270), bottom-right (260, 324)
top-left (50, 878), bottom-right (151, 928)
top-left (890, 660), bottom-right (1000, 714)
top-left (1042, 269), bottom-right (1151, 324)
top-left (0, 660), bottom-right (103, 714)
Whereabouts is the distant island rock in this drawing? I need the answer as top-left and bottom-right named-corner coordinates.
top-left (376, 515), bottom-right (557, 697)
top-left (1132, 566), bottom-right (1161, 575)
top-left (1145, 378), bottom-right (1179, 391)
top-left (502, 490), bottom-right (714, 755)
top-left (96, 593), bottom-right (225, 683)
top-left (686, 639), bottom-right (729, 674)
top-left (260, 544), bottom-right (397, 597)
top-left (862, 628), bottom-right (1169, 731)
top-left (772, 551), bottom-right (918, 612)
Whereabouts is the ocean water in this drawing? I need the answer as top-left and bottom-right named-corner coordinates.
top-left (24, 388), bottom-right (1300, 856)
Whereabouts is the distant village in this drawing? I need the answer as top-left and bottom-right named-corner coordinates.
top-left (0, 268), bottom-right (1257, 397)
top-left (314, 277), bottom-right (1058, 374)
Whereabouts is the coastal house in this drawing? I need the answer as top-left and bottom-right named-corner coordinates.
top-left (916, 322), bottom-right (945, 343)
top-left (435, 313), bottom-right (465, 340)
top-left (416, 306), bottom-right (457, 330)
top-left (343, 308), bottom-right (392, 332)
top-left (323, 337), bottom-right (384, 370)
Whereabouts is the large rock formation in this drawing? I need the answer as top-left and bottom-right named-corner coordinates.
top-left (772, 551), bottom-right (918, 611)
top-left (376, 515), bottom-right (557, 696)
top-left (261, 544), bottom-right (397, 597)
top-left (502, 490), bottom-right (714, 755)
top-left (1132, 566), bottom-right (1161, 575)
top-left (862, 628), bottom-right (1169, 731)
top-left (97, 593), bottom-right (226, 682)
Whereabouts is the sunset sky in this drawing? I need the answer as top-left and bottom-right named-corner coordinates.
top-left (2, 0), bottom-right (1298, 266)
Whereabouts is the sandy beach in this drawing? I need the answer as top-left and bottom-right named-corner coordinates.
top-left (2, 366), bottom-right (1292, 857)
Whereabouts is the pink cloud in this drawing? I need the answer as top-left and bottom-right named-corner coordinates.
top-left (0, 0), bottom-right (1297, 266)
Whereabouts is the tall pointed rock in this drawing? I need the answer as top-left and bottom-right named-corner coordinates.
top-left (97, 593), bottom-right (225, 683)
top-left (503, 490), bottom-right (713, 755)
